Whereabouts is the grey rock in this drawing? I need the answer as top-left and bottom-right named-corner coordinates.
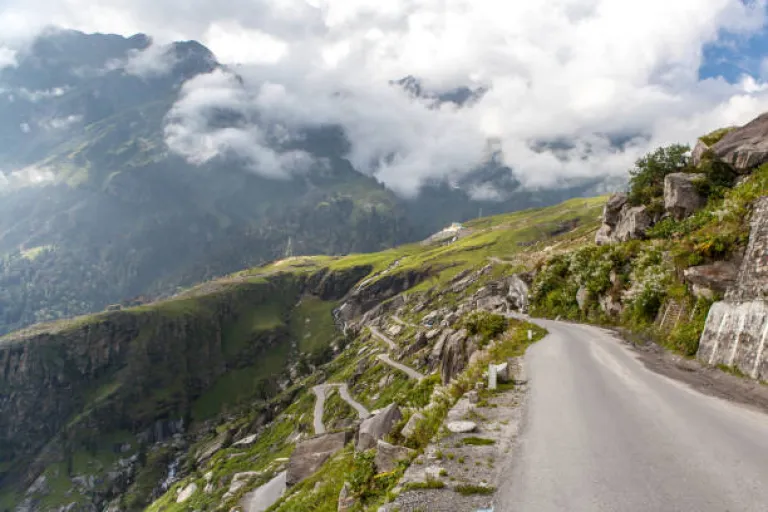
top-left (613, 206), bottom-right (652, 242)
top-left (603, 193), bottom-right (628, 226)
top-left (440, 329), bottom-right (469, 385)
top-left (446, 421), bottom-right (477, 434)
top-left (287, 431), bottom-right (353, 485)
top-left (176, 482), bottom-right (198, 503)
top-left (357, 404), bottom-right (402, 451)
top-left (196, 431), bottom-right (232, 464)
top-left (374, 440), bottom-right (414, 473)
top-left (684, 262), bottom-right (738, 298)
top-left (337, 482), bottom-right (356, 512)
top-left (697, 197), bottom-right (768, 380)
top-left (711, 112), bottom-right (768, 172)
top-left (26, 474), bottom-right (48, 496)
top-left (664, 173), bottom-right (706, 220)
top-left (691, 139), bottom-right (710, 167)
top-left (233, 434), bottom-right (259, 447)
top-left (467, 390), bottom-right (479, 404)
top-left (401, 412), bottom-right (425, 440)
top-left (506, 274), bottom-right (530, 313)
top-left (576, 286), bottom-right (589, 311)
top-left (223, 471), bottom-right (262, 501)
top-left (599, 295), bottom-right (623, 317)
top-left (595, 224), bottom-right (615, 246)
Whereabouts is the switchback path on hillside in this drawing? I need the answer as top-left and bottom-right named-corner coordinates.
top-left (497, 317), bottom-right (768, 512)
top-left (311, 384), bottom-right (370, 435)
top-left (369, 326), bottom-right (398, 351)
top-left (377, 353), bottom-right (425, 381)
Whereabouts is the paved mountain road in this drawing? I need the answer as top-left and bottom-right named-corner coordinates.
top-left (498, 318), bottom-right (768, 512)
top-left (311, 384), bottom-right (370, 435)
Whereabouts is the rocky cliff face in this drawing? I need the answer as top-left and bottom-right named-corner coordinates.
top-left (698, 197), bottom-right (768, 378)
top-left (0, 266), bottom-right (368, 506)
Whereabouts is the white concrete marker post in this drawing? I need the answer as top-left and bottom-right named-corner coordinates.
top-left (489, 363), bottom-right (497, 391)
top-left (528, 330), bottom-right (533, 341)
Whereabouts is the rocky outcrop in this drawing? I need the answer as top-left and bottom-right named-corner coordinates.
top-left (286, 431), bottom-right (354, 485)
top-left (400, 412), bottom-right (425, 440)
top-left (506, 274), bottom-right (531, 313)
top-left (711, 113), bottom-right (768, 172)
top-left (356, 404), bottom-right (402, 451)
top-left (438, 329), bottom-right (471, 385)
top-left (664, 173), bottom-right (706, 220)
top-left (691, 140), bottom-right (710, 167)
top-left (683, 262), bottom-right (739, 300)
top-left (726, 197), bottom-right (768, 303)
top-left (595, 194), bottom-right (651, 245)
top-left (697, 198), bottom-right (768, 379)
top-left (374, 440), bottom-right (413, 473)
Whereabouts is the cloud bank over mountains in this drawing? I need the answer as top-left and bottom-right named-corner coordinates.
top-left (2, 0), bottom-right (768, 195)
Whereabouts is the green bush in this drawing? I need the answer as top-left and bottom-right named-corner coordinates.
top-left (463, 311), bottom-right (508, 342)
top-left (627, 144), bottom-right (690, 206)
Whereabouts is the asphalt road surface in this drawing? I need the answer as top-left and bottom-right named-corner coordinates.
top-left (497, 318), bottom-right (768, 512)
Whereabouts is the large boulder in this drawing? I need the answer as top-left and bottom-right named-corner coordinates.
top-left (684, 261), bottom-right (739, 299)
top-left (374, 440), bottom-right (414, 473)
top-left (595, 224), bottom-right (614, 246)
top-left (337, 482), bottom-right (357, 512)
top-left (176, 483), bottom-right (198, 503)
top-left (603, 193), bottom-right (628, 226)
top-left (595, 194), bottom-right (651, 244)
top-left (287, 431), bottom-right (353, 485)
top-left (691, 139), bottom-right (710, 167)
top-left (664, 173), bottom-right (706, 220)
top-left (576, 286), bottom-right (589, 311)
top-left (356, 404), bottom-right (402, 451)
top-left (440, 329), bottom-right (469, 384)
top-left (506, 274), bottom-right (530, 312)
top-left (711, 112), bottom-right (768, 172)
top-left (400, 412), bottom-right (425, 440)
top-left (612, 206), bottom-right (652, 242)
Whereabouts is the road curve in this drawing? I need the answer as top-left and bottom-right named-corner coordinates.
top-left (498, 318), bottom-right (768, 512)
top-left (377, 353), bottom-right (425, 381)
top-left (370, 326), bottom-right (398, 351)
top-left (312, 384), bottom-right (370, 435)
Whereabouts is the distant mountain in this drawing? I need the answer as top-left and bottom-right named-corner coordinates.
top-left (0, 29), bottom-right (608, 335)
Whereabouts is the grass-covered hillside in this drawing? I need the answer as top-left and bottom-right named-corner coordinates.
top-left (0, 196), bottom-right (602, 511)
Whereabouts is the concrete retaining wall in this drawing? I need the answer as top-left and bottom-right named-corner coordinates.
top-left (698, 301), bottom-right (768, 379)
top-left (697, 197), bottom-right (768, 378)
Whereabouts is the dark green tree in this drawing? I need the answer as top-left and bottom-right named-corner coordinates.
top-left (628, 144), bottom-right (690, 206)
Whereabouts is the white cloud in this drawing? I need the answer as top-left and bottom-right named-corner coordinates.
top-left (38, 115), bottom-right (82, 130)
top-left (0, 47), bottom-right (16, 69)
top-left (2, 0), bottom-right (768, 194)
top-left (120, 43), bottom-right (178, 77)
top-left (164, 69), bottom-right (317, 178)
top-left (0, 166), bottom-right (55, 190)
top-left (204, 22), bottom-right (289, 65)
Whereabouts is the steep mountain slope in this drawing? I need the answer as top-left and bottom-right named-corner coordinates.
top-left (0, 196), bottom-right (602, 511)
top-left (0, 30), bottom-right (412, 336)
top-left (0, 29), bottom-right (606, 338)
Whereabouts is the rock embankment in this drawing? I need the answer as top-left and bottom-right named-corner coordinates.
top-left (698, 197), bottom-right (768, 379)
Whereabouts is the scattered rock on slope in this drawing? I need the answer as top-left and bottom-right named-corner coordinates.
top-left (357, 403), bottom-right (402, 451)
top-left (375, 440), bottom-right (414, 473)
top-left (664, 173), bottom-right (706, 220)
top-left (595, 193), bottom-right (652, 245)
top-left (683, 262), bottom-right (739, 299)
top-left (711, 112), bottom-right (768, 172)
top-left (286, 431), bottom-right (354, 485)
